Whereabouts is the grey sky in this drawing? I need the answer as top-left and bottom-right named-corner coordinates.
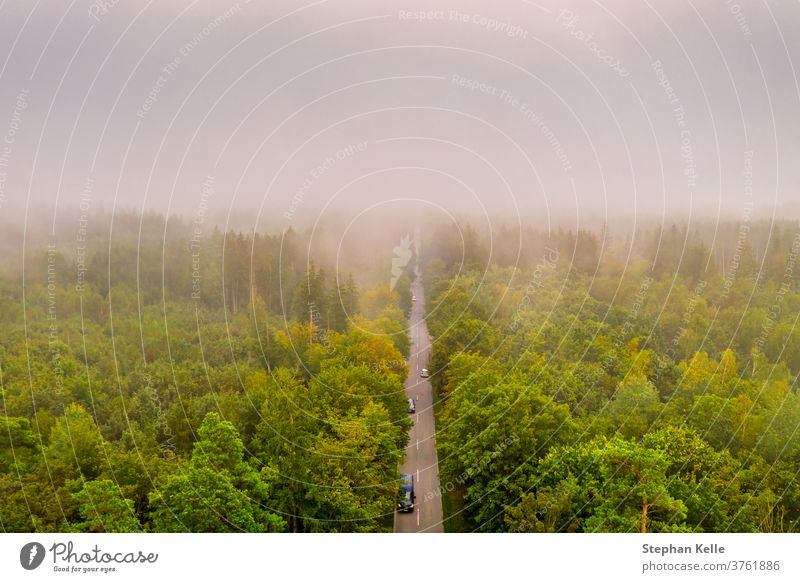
top-left (0, 0), bottom-right (798, 234)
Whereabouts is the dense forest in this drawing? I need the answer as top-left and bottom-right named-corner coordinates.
top-left (0, 213), bottom-right (413, 532)
top-left (424, 220), bottom-right (800, 532)
top-left (2, 210), bottom-right (799, 533)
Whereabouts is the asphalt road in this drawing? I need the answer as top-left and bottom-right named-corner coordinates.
top-left (394, 273), bottom-right (444, 533)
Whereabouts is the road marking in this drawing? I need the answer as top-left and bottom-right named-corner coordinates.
top-left (417, 468), bottom-right (419, 482)
top-left (416, 438), bottom-right (419, 450)
top-left (417, 509), bottom-right (420, 527)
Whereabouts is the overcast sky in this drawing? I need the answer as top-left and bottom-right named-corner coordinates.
top-left (0, 0), bottom-right (798, 234)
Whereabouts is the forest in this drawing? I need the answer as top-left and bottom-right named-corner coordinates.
top-left (1, 210), bottom-right (799, 533)
top-left (0, 212), bottom-right (413, 532)
top-left (425, 220), bottom-right (800, 532)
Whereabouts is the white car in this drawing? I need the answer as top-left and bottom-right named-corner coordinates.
top-left (412, 295), bottom-right (416, 302)
top-left (420, 368), bottom-right (429, 378)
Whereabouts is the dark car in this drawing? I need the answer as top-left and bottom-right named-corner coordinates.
top-left (397, 473), bottom-right (415, 513)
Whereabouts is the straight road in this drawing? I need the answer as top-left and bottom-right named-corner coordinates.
top-left (394, 272), bottom-right (444, 533)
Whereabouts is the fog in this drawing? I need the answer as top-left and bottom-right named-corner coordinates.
top-left (0, 0), bottom-right (798, 237)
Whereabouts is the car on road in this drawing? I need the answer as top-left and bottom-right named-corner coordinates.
top-left (397, 473), bottom-right (415, 513)
top-left (420, 368), bottom-right (429, 378)
top-left (407, 398), bottom-right (416, 413)
top-left (412, 295), bottom-right (416, 301)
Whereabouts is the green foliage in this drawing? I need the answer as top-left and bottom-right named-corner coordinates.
top-left (3, 214), bottom-right (800, 534)
top-left (72, 479), bottom-right (141, 532)
top-left (426, 220), bottom-right (800, 532)
top-left (438, 365), bottom-right (572, 530)
top-left (251, 364), bottom-right (409, 532)
top-left (0, 217), bottom-right (412, 532)
top-left (45, 404), bottom-right (105, 483)
top-left (149, 413), bottom-right (285, 532)
top-left (606, 375), bottom-right (661, 438)
top-left (0, 416), bottom-right (38, 472)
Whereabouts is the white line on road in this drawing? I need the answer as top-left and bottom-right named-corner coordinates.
top-left (416, 438), bottom-right (419, 450)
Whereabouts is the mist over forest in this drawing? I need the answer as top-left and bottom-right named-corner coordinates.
top-left (1, 0), bottom-right (800, 548)
top-left (0, 206), bottom-right (798, 533)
